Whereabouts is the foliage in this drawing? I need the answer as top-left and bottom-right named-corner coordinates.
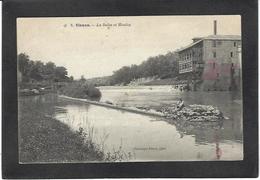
top-left (104, 146), bottom-right (132, 162)
top-left (18, 53), bottom-right (71, 83)
top-left (85, 76), bottom-right (112, 86)
top-left (60, 81), bottom-right (101, 100)
top-left (110, 51), bottom-right (179, 85)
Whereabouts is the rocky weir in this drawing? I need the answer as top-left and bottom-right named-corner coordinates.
top-left (158, 104), bottom-right (224, 122)
top-left (59, 95), bottom-right (225, 127)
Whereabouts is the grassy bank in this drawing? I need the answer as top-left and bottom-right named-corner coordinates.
top-left (19, 95), bottom-right (104, 163)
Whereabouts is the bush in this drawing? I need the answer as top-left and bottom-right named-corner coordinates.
top-left (60, 81), bottom-right (101, 100)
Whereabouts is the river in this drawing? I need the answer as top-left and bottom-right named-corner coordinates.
top-left (21, 85), bottom-right (243, 161)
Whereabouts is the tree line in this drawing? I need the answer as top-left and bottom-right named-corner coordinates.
top-left (18, 53), bottom-right (73, 83)
top-left (18, 51), bottom-right (179, 86)
top-left (110, 51), bottom-right (179, 85)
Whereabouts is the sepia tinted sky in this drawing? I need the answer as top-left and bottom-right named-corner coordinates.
top-left (17, 15), bottom-right (241, 79)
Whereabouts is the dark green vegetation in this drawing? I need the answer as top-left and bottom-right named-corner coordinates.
top-left (18, 53), bottom-right (101, 100)
top-left (110, 52), bottom-right (178, 85)
top-left (85, 76), bottom-right (112, 86)
top-left (17, 53), bottom-right (73, 92)
top-left (18, 53), bottom-right (73, 89)
top-left (19, 95), bottom-right (104, 162)
top-left (59, 81), bottom-right (101, 100)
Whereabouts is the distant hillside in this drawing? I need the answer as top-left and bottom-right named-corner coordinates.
top-left (85, 76), bottom-right (112, 86)
top-left (109, 51), bottom-right (178, 85)
top-left (84, 51), bottom-right (179, 87)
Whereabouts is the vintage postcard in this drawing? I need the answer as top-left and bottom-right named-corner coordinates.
top-left (17, 15), bottom-right (243, 163)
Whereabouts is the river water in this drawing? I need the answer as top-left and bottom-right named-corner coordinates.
top-left (23, 86), bottom-right (243, 161)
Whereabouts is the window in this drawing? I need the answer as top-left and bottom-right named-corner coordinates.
top-left (230, 52), bottom-right (233, 57)
top-left (212, 40), bottom-right (216, 47)
top-left (234, 42), bottom-right (236, 47)
top-left (213, 52), bottom-right (216, 58)
top-left (217, 41), bottom-right (222, 45)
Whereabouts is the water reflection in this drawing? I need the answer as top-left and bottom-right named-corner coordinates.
top-left (99, 86), bottom-right (243, 142)
top-left (19, 86), bottom-right (243, 161)
top-left (98, 86), bottom-right (243, 160)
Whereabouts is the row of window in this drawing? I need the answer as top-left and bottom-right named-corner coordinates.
top-left (212, 40), bottom-right (237, 47)
top-left (180, 61), bottom-right (235, 71)
top-left (179, 62), bottom-right (192, 70)
top-left (180, 50), bottom-right (202, 61)
top-left (212, 51), bottom-right (234, 58)
top-left (211, 62), bottom-right (234, 69)
top-left (180, 41), bottom-right (238, 61)
top-left (179, 61), bottom-right (205, 70)
top-left (181, 52), bottom-right (193, 61)
top-left (181, 49), bottom-right (236, 60)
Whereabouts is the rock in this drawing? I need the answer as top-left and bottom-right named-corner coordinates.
top-left (159, 104), bottom-right (224, 122)
top-left (31, 89), bottom-right (40, 94)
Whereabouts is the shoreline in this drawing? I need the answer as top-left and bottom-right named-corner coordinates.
top-left (19, 96), bottom-right (104, 163)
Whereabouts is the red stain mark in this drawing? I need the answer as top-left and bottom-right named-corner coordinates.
top-left (215, 130), bottom-right (222, 160)
top-left (202, 60), bottom-right (240, 80)
top-left (216, 141), bottom-right (222, 160)
top-left (202, 60), bottom-right (220, 80)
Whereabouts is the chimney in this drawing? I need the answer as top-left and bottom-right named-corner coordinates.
top-left (214, 20), bottom-right (217, 35)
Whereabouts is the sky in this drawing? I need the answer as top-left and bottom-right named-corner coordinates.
top-left (17, 15), bottom-right (241, 79)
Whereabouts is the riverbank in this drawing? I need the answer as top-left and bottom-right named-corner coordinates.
top-left (19, 95), bottom-right (104, 163)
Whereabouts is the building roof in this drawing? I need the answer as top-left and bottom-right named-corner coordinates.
top-left (177, 35), bottom-right (241, 53)
top-left (177, 40), bottom-right (203, 53)
top-left (204, 35), bottom-right (241, 40)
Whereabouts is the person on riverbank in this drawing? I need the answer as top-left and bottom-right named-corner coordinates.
top-left (176, 98), bottom-right (185, 110)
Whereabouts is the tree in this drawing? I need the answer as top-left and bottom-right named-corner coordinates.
top-left (18, 53), bottom-right (30, 82)
top-left (80, 75), bottom-right (86, 82)
top-left (44, 62), bottom-right (56, 80)
top-left (30, 61), bottom-right (44, 81)
top-left (55, 66), bottom-right (68, 81)
top-left (110, 51), bottom-right (179, 85)
top-left (17, 53), bottom-right (71, 83)
top-left (69, 76), bottom-right (74, 81)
